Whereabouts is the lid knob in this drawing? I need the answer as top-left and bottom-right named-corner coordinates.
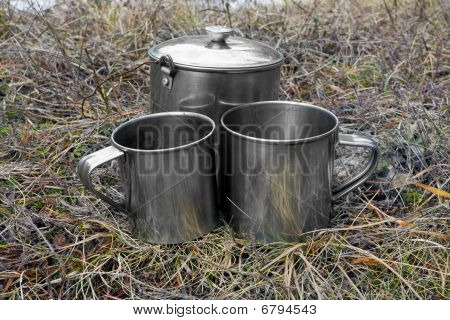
top-left (205, 25), bottom-right (233, 43)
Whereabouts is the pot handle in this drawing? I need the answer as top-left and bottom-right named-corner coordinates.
top-left (77, 146), bottom-right (126, 211)
top-left (332, 134), bottom-right (380, 201)
top-left (159, 55), bottom-right (175, 90)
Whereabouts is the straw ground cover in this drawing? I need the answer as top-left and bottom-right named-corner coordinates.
top-left (0, 0), bottom-right (448, 299)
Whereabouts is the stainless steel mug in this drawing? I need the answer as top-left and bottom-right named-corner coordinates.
top-left (77, 112), bottom-right (218, 244)
top-left (221, 101), bottom-right (380, 242)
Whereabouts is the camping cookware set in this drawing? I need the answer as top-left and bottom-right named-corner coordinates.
top-left (78, 26), bottom-right (380, 243)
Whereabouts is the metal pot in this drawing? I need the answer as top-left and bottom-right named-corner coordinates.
top-left (148, 26), bottom-right (283, 124)
top-left (149, 26), bottom-right (284, 208)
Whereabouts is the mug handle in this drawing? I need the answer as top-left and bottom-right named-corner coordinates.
top-left (77, 146), bottom-right (126, 211)
top-left (332, 134), bottom-right (380, 201)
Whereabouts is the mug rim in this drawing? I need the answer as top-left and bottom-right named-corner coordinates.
top-left (111, 112), bottom-right (215, 153)
top-left (220, 101), bottom-right (339, 144)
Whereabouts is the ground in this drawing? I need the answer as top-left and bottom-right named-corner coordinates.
top-left (0, 0), bottom-right (448, 299)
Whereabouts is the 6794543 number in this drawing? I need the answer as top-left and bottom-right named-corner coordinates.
top-left (261, 304), bottom-right (316, 315)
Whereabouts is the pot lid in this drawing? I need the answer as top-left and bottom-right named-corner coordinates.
top-left (148, 26), bottom-right (284, 72)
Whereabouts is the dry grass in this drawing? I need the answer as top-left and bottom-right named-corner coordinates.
top-left (0, 0), bottom-right (448, 299)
